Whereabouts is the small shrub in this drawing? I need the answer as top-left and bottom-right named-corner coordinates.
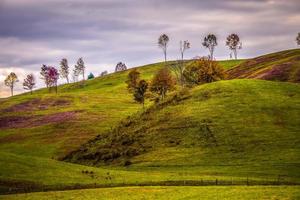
top-left (123, 160), bottom-right (132, 166)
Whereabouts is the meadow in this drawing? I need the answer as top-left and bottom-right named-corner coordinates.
top-left (0, 49), bottom-right (299, 198)
top-left (1, 186), bottom-right (299, 200)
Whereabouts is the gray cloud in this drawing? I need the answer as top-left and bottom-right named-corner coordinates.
top-left (0, 0), bottom-right (299, 97)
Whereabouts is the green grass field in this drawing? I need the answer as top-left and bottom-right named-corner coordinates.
top-left (0, 49), bottom-right (299, 198)
top-left (67, 79), bottom-right (300, 183)
top-left (1, 186), bottom-right (299, 200)
top-left (0, 59), bottom-right (248, 192)
top-left (0, 60), bottom-right (242, 159)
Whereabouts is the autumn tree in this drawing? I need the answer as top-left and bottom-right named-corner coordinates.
top-left (47, 66), bottom-right (59, 93)
top-left (74, 57), bottom-right (85, 80)
top-left (134, 80), bottom-right (148, 109)
top-left (296, 33), bottom-right (300, 46)
top-left (150, 67), bottom-right (175, 101)
top-left (59, 58), bottom-right (69, 83)
top-left (226, 33), bottom-right (242, 59)
top-left (158, 34), bottom-right (169, 62)
top-left (4, 72), bottom-right (18, 96)
top-left (183, 57), bottom-right (226, 85)
top-left (40, 65), bottom-right (59, 92)
top-left (23, 74), bottom-right (35, 94)
top-left (202, 34), bottom-right (217, 60)
top-left (115, 62), bottom-right (127, 72)
top-left (40, 64), bottom-right (51, 88)
top-left (126, 69), bottom-right (140, 92)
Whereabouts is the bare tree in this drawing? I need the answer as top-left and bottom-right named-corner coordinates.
top-left (115, 62), bottom-right (127, 72)
top-left (180, 40), bottom-right (190, 60)
top-left (158, 34), bottom-right (169, 62)
top-left (23, 74), bottom-right (35, 94)
top-left (59, 58), bottom-right (69, 83)
top-left (74, 58), bottom-right (85, 80)
top-left (40, 64), bottom-right (51, 88)
top-left (202, 34), bottom-right (217, 60)
top-left (4, 72), bottom-right (18, 96)
top-left (168, 41), bottom-right (190, 86)
top-left (226, 33), bottom-right (242, 59)
top-left (72, 68), bottom-right (79, 83)
top-left (296, 33), bottom-right (300, 46)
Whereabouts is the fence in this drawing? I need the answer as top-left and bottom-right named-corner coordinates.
top-left (1, 176), bottom-right (299, 195)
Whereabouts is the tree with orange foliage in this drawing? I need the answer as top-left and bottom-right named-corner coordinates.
top-left (150, 67), bottom-right (175, 101)
top-left (126, 69), bottom-right (140, 92)
top-left (183, 57), bottom-right (226, 85)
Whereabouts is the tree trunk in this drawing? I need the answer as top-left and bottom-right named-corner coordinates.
top-left (67, 77), bottom-right (69, 84)
top-left (180, 60), bottom-right (184, 86)
top-left (11, 86), bottom-right (13, 96)
top-left (234, 49), bottom-right (237, 59)
top-left (30, 89), bottom-right (32, 95)
top-left (164, 49), bottom-right (167, 62)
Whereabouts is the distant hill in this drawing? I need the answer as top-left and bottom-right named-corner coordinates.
top-left (227, 49), bottom-right (300, 82)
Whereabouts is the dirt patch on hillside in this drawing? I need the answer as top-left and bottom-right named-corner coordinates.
top-left (0, 111), bottom-right (77, 129)
top-left (3, 98), bottom-right (71, 112)
top-left (253, 63), bottom-right (292, 81)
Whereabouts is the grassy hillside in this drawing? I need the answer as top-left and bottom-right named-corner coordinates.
top-left (227, 49), bottom-right (300, 82)
top-left (0, 51), bottom-right (299, 196)
top-left (0, 60), bottom-right (243, 192)
top-left (2, 186), bottom-right (299, 200)
top-left (66, 79), bottom-right (300, 181)
top-left (0, 60), bottom-right (241, 159)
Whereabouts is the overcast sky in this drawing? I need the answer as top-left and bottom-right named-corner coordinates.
top-left (0, 0), bottom-right (299, 97)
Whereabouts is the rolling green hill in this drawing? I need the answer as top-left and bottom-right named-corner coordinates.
top-left (0, 60), bottom-right (244, 193)
top-left (0, 60), bottom-right (242, 159)
top-left (0, 50), bottom-right (300, 196)
top-left (66, 79), bottom-right (300, 180)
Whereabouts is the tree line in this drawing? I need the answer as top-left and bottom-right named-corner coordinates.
top-left (4, 32), bottom-right (300, 97)
top-left (158, 33), bottom-right (242, 62)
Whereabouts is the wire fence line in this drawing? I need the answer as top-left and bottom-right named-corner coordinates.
top-left (1, 176), bottom-right (300, 195)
